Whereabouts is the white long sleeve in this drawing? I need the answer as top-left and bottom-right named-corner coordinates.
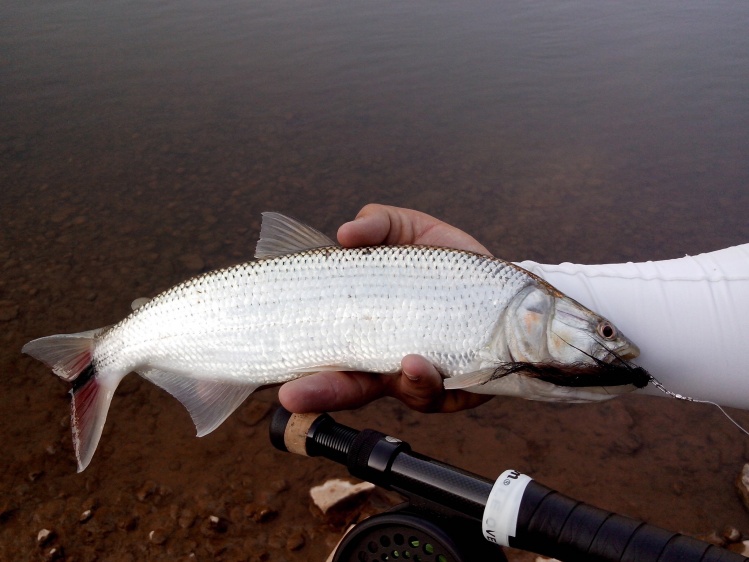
top-left (517, 244), bottom-right (749, 410)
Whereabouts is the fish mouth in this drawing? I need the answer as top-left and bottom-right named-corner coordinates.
top-left (603, 342), bottom-right (640, 363)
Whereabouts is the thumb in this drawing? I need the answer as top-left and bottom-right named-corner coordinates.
top-left (386, 355), bottom-right (447, 412)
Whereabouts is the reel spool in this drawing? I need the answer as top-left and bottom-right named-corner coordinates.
top-left (332, 508), bottom-right (507, 562)
top-left (333, 511), bottom-right (461, 562)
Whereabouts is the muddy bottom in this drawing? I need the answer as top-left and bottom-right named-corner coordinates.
top-left (3, 355), bottom-right (749, 562)
top-left (3, 188), bottom-right (748, 562)
top-left (3, 220), bottom-right (749, 560)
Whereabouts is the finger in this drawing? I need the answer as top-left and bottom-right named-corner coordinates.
top-left (338, 203), bottom-right (439, 246)
top-left (278, 371), bottom-right (387, 413)
top-left (384, 354), bottom-right (446, 412)
top-left (336, 204), bottom-right (394, 247)
top-left (386, 355), bottom-right (495, 413)
top-left (338, 203), bottom-right (492, 256)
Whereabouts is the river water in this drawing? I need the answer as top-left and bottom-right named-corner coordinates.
top-left (2, 1), bottom-right (748, 560)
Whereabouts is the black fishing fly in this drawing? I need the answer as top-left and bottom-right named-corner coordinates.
top-left (487, 338), bottom-right (652, 390)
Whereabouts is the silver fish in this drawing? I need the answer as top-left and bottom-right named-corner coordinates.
top-left (23, 212), bottom-right (643, 471)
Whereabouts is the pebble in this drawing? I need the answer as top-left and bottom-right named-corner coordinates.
top-left (723, 526), bottom-right (743, 543)
top-left (205, 515), bottom-right (228, 533)
top-left (269, 479), bottom-right (290, 494)
top-left (136, 481), bottom-right (158, 502)
top-left (80, 509), bottom-right (93, 523)
top-left (699, 531), bottom-right (725, 547)
top-left (309, 479), bottom-right (376, 514)
top-left (286, 531), bottom-right (306, 551)
top-left (37, 529), bottom-right (55, 546)
top-left (149, 528), bottom-right (169, 545)
top-left (0, 502), bottom-right (18, 523)
top-left (81, 497), bottom-right (98, 511)
top-left (267, 530), bottom-right (287, 550)
top-left (733, 541), bottom-right (749, 556)
top-left (735, 463), bottom-right (749, 512)
top-left (28, 471), bottom-right (45, 482)
top-left (117, 516), bottom-right (138, 532)
top-left (244, 503), bottom-right (277, 523)
top-left (43, 546), bottom-right (64, 561)
top-left (178, 509), bottom-right (196, 529)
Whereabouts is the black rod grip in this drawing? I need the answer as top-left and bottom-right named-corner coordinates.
top-left (509, 481), bottom-right (748, 562)
top-left (269, 408), bottom-right (748, 562)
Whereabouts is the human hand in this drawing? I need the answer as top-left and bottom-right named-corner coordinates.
top-left (278, 204), bottom-right (495, 414)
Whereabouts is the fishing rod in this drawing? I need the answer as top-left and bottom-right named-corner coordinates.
top-left (270, 406), bottom-right (748, 562)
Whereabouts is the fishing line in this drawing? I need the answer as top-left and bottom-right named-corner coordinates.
top-left (557, 332), bottom-right (749, 435)
top-left (648, 375), bottom-right (749, 437)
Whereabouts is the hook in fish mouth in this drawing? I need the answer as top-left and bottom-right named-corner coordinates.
top-left (486, 337), bottom-right (650, 390)
top-left (487, 358), bottom-right (651, 389)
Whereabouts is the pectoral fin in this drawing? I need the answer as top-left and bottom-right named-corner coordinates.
top-left (139, 369), bottom-right (258, 437)
top-left (443, 368), bottom-right (498, 390)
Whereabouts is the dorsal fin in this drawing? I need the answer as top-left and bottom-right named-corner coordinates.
top-left (255, 212), bottom-right (337, 259)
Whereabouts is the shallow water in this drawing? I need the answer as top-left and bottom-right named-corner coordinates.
top-left (2, 1), bottom-right (749, 560)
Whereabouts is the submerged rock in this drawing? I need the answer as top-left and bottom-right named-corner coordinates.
top-left (309, 479), bottom-right (375, 515)
top-left (37, 528), bottom-right (55, 546)
top-left (735, 463), bottom-right (749, 512)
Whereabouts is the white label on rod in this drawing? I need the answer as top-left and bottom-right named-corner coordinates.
top-left (482, 469), bottom-right (532, 547)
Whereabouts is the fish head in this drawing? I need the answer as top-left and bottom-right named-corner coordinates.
top-left (504, 283), bottom-right (639, 366)
top-left (546, 294), bottom-right (640, 364)
top-left (452, 281), bottom-right (647, 401)
top-left (477, 283), bottom-right (648, 401)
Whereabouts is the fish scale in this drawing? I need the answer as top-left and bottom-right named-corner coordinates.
top-left (98, 245), bottom-right (527, 385)
top-left (22, 212), bottom-right (641, 471)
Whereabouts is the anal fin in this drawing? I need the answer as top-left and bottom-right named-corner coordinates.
top-left (139, 369), bottom-right (258, 436)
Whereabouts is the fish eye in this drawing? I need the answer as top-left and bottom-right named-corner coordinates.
top-left (597, 322), bottom-right (616, 340)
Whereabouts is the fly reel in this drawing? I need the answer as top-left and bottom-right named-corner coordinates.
top-left (271, 407), bottom-right (749, 562)
top-left (332, 507), bottom-right (507, 562)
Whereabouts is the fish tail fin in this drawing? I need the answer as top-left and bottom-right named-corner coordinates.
top-left (22, 329), bottom-right (105, 382)
top-left (23, 329), bottom-right (121, 472)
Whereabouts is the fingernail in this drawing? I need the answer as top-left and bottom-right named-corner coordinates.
top-left (404, 371), bottom-right (420, 382)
